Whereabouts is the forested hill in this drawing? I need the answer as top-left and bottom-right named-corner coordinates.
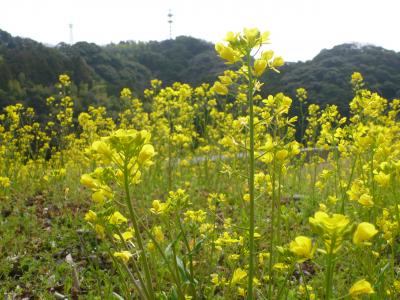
top-left (0, 29), bottom-right (226, 113)
top-left (264, 43), bottom-right (400, 110)
top-left (1, 28), bottom-right (400, 115)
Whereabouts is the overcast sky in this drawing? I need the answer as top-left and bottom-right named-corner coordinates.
top-left (1, 0), bottom-right (399, 62)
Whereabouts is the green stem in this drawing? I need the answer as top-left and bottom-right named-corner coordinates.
top-left (177, 216), bottom-right (198, 300)
top-left (343, 154), bottom-right (358, 213)
top-left (325, 238), bottom-right (336, 300)
top-left (298, 264), bottom-right (311, 300)
top-left (171, 242), bottom-right (185, 299)
top-left (334, 146), bottom-right (341, 211)
top-left (246, 50), bottom-right (256, 300)
top-left (123, 162), bottom-right (155, 300)
top-left (110, 235), bottom-right (149, 299)
top-left (268, 153), bottom-right (277, 299)
top-left (370, 150), bottom-right (376, 220)
top-left (276, 165), bottom-right (282, 246)
top-left (276, 263), bottom-right (296, 298)
top-left (168, 132), bottom-right (173, 191)
top-left (105, 246), bottom-right (131, 299)
top-left (143, 216), bottom-right (186, 300)
top-left (115, 228), bottom-right (149, 299)
top-left (299, 101), bottom-right (305, 144)
top-left (210, 207), bottom-right (218, 271)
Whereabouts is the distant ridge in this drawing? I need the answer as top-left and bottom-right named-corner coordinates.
top-left (1, 28), bottom-right (399, 116)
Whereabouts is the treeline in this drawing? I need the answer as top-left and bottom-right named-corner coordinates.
top-left (1, 28), bottom-right (400, 117)
top-left (264, 43), bottom-right (400, 114)
top-left (0, 29), bottom-right (226, 116)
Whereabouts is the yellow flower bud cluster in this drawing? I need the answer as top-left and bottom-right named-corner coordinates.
top-left (0, 176), bottom-right (11, 188)
top-left (309, 211), bottom-right (350, 254)
top-left (213, 28), bottom-right (283, 97)
top-left (120, 87), bottom-right (132, 98)
top-left (80, 172), bottom-right (113, 205)
top-left (59, 74), bottom-right (71, 86)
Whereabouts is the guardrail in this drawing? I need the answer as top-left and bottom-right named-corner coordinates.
top-left (182, 146), bottom-right (337, 165)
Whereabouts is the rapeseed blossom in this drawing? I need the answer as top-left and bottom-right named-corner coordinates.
top-left (349, 279), bottom-right (374, 299)
top-left (353, 222), bottom-right (378, 245)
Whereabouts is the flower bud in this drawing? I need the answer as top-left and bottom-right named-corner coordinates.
top-left (138, 144), bottom-right (155, 164)
top-left (254, 59), bottom-right (267, 77)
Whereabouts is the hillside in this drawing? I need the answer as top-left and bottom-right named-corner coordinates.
top-left (1, 29), bottom-right (400, 115)
top-left (264, 43), bottom-right (400, 112)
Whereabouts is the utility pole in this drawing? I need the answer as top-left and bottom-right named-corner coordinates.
top-left (167, 10), bottom-right (173, 39)
top-left (69, 24), bottom-right (74, 45)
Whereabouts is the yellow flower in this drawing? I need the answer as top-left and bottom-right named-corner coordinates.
top-left (296, 88), bottom-right (308, 101)
top-left (94, 224), bottom-right (105, 239)
top-left (253, 59), bottom-right (267, 77)
top-left (80, 174), bottom-right (98, 189)
top-left (243, 27), bottom-right (260, 44)
top-left (150, 200), bottom-right (168, 215)
top-left (243, 193), bottom-right (250, 202)
top-left (358, 193), bottom-right (374, 207)
top-left (228, 254), bottom-right (240, 261)
top-left (353, 222), bottom-right (378, 245)
top-left (394, 280), bottom-right (400, 292)
top-left (231, 268), bottom-right (247, 285)
top-left (309, 211), bottom-right (350, 236)
top-left (59, 74), bottom-right (71, 86)
top-left (184, 210), bottom-right (207, 223)
top-left (108, 211), bottom-right (128, 225)
top-left (319, 203), bottom-right (327, 212)
top-left (215, 43), bottom-right (240, 64)
top-left (120, 87), bottom-right (132, 98)
top-left (84, 210), bottom-right (97, 222)
top-left (138, 144), bottom-right (155, 164)
top-left (272, 57), bottom-right (284, 68)
top-left (211, 273), bottom-right (220, 285)
top-left (349, 279), bottom-right (374, 299)
top-left (147, 241), bottom-right (155, 251)
top-left (347, 179), bottom-right (366, 201)
top-left (351, 72), bottom-right (364, 87)
top-left (289, 236), bottom-right (315, 261)
top-left (0, 176), bottom-right (11, 188)
top-left (153, 226), bottom-right (164, 243)
top-left (276, 149), bottom-right (289, 161)
top-left (199, 223), bottom-right (213, 234)
top-left (261, 31), bottom-right (270, 43)
top-left (213, 81), bottom-right (229, 95)
top-left (218, 75), bottom-right (232, 85)
top-left (113, 251), bottom-right (132, 263)
top-left (374, 171), bottom-right (390, 187)
top-left (92, 189), bottom-right (110, 204)
top-left (224, 31), bottom-right (238, 43)
top-left (258, 252), bottom-right (270, 265)
top-left (261, 50), bottom-right (274, 61)
top-left (309, 211), bottom-right (350, 253)
top-left (114, 229), bottom-right (134, 241)
top-left (273, 263), bottom-right (289, 271)
top-left (298, 285), bottom-right (315, 299)
top-left (92, 141), bottom-right (114, 159)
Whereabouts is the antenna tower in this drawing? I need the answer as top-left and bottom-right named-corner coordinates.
top-left (167, 10), bottom-right (173, 39)
top-left (69, 24), bottom-right (74, 45)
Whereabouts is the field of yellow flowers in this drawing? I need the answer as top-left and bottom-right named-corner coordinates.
top-left (0, 28), bottom-right (399, 299)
